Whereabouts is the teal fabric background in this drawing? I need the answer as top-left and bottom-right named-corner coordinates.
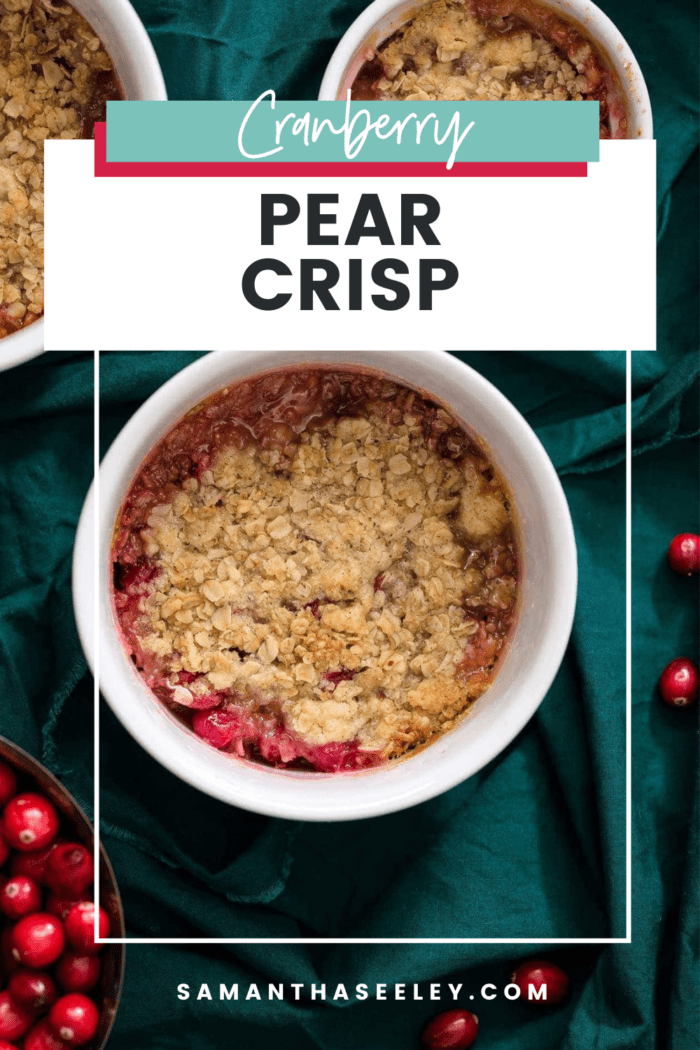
top-left (0, 348), bottom-right (697, 1049)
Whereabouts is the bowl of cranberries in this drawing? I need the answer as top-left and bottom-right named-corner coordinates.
top-left (0, 738), bottom-right (124, 1050)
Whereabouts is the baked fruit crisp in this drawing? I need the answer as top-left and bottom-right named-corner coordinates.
top-left (351, 0), bottom-right (628, 138)
top-left (0, 0), bottom-right (123, 339)
top-left (112, 367), bottom-right (519, 773)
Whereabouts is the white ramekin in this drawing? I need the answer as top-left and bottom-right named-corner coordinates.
top-left (73, 351), bottom-right (577, 822)
top-left (0, 342), bottom-right (44, 372)
top-left (319, 0), bottom-right (653, 139)
top-left (0, 0), bottom-right (167, 364)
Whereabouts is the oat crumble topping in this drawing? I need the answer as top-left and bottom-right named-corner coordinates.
top-left (0, 0), bottom-right (122, 338)
top-left (351, 0), bottom-right (627, 137)
top-left (113, 369), bottom-right (519, 771)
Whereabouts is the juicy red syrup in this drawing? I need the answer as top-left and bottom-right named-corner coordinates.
top-left (192, 703), bottom-right (382, 772)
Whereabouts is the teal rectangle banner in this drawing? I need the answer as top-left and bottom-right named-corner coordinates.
top-left (106, 94), bottom-right (599, 167)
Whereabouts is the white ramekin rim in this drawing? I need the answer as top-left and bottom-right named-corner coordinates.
top-left (73, 350), bottom-right (578, 822)
top-left (0, 328), bottom-right (45, 372)
top-left (319, 0), bottom-right (653, 140)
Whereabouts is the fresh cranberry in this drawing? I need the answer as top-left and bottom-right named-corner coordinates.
top-left (0, 832), bottom-right (9, 869)
top-left (44, 845), bottom-right (93, 897)
top-left (8, 970), bottom-right (57, 1013)
top-left (659, 657), bottom-right (699, 708)
top-left (0, 1041), bottom-right (21, 1050)
top-left (23, 1018), bottom-right (69, 1050)
top-left (48, 995), bottom-right (99, 1046)
top-left (0, 928), bottom-right (19, 976)
top-left (46, 895), bottom-right (87, 923)
top-left (668, 533), bottom-right (700, 576)
top-left (511, 959), bottom-right (571, 1005)
top-left (0, 762), bottom-right (17, 808)
top-left (421, 1009), bottom-right (479, 1049)
top-left (0, 876), bottom-right (42, 919)
top-left (10, 843), bottom-right (59, 883)
top-left (2, 795), bottom-right (59, 853)
top-left (192, 709), bottom-right (237, 749)
top-left (0, 990), bottom-right (33, 1041)
top-left (11, 914), bottom-right (65, 968)
top-left (64, 903), bottom-right (109, 955)
top-left (55, 954), bottom-right (101, 994)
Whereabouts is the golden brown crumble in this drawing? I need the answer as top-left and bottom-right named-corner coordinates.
top-left (0, 0), bottom-right (119, 337)
top-left (136, 409), bottom-right (516, 758)
top-left (368, 0), bottom-right (593, 103)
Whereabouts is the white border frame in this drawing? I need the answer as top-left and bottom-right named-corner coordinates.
top-left (92, 350), bottom-right (632, 946)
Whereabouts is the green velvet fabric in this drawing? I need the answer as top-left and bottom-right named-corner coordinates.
top-left (0, 347), bottom-right (697, 1048)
